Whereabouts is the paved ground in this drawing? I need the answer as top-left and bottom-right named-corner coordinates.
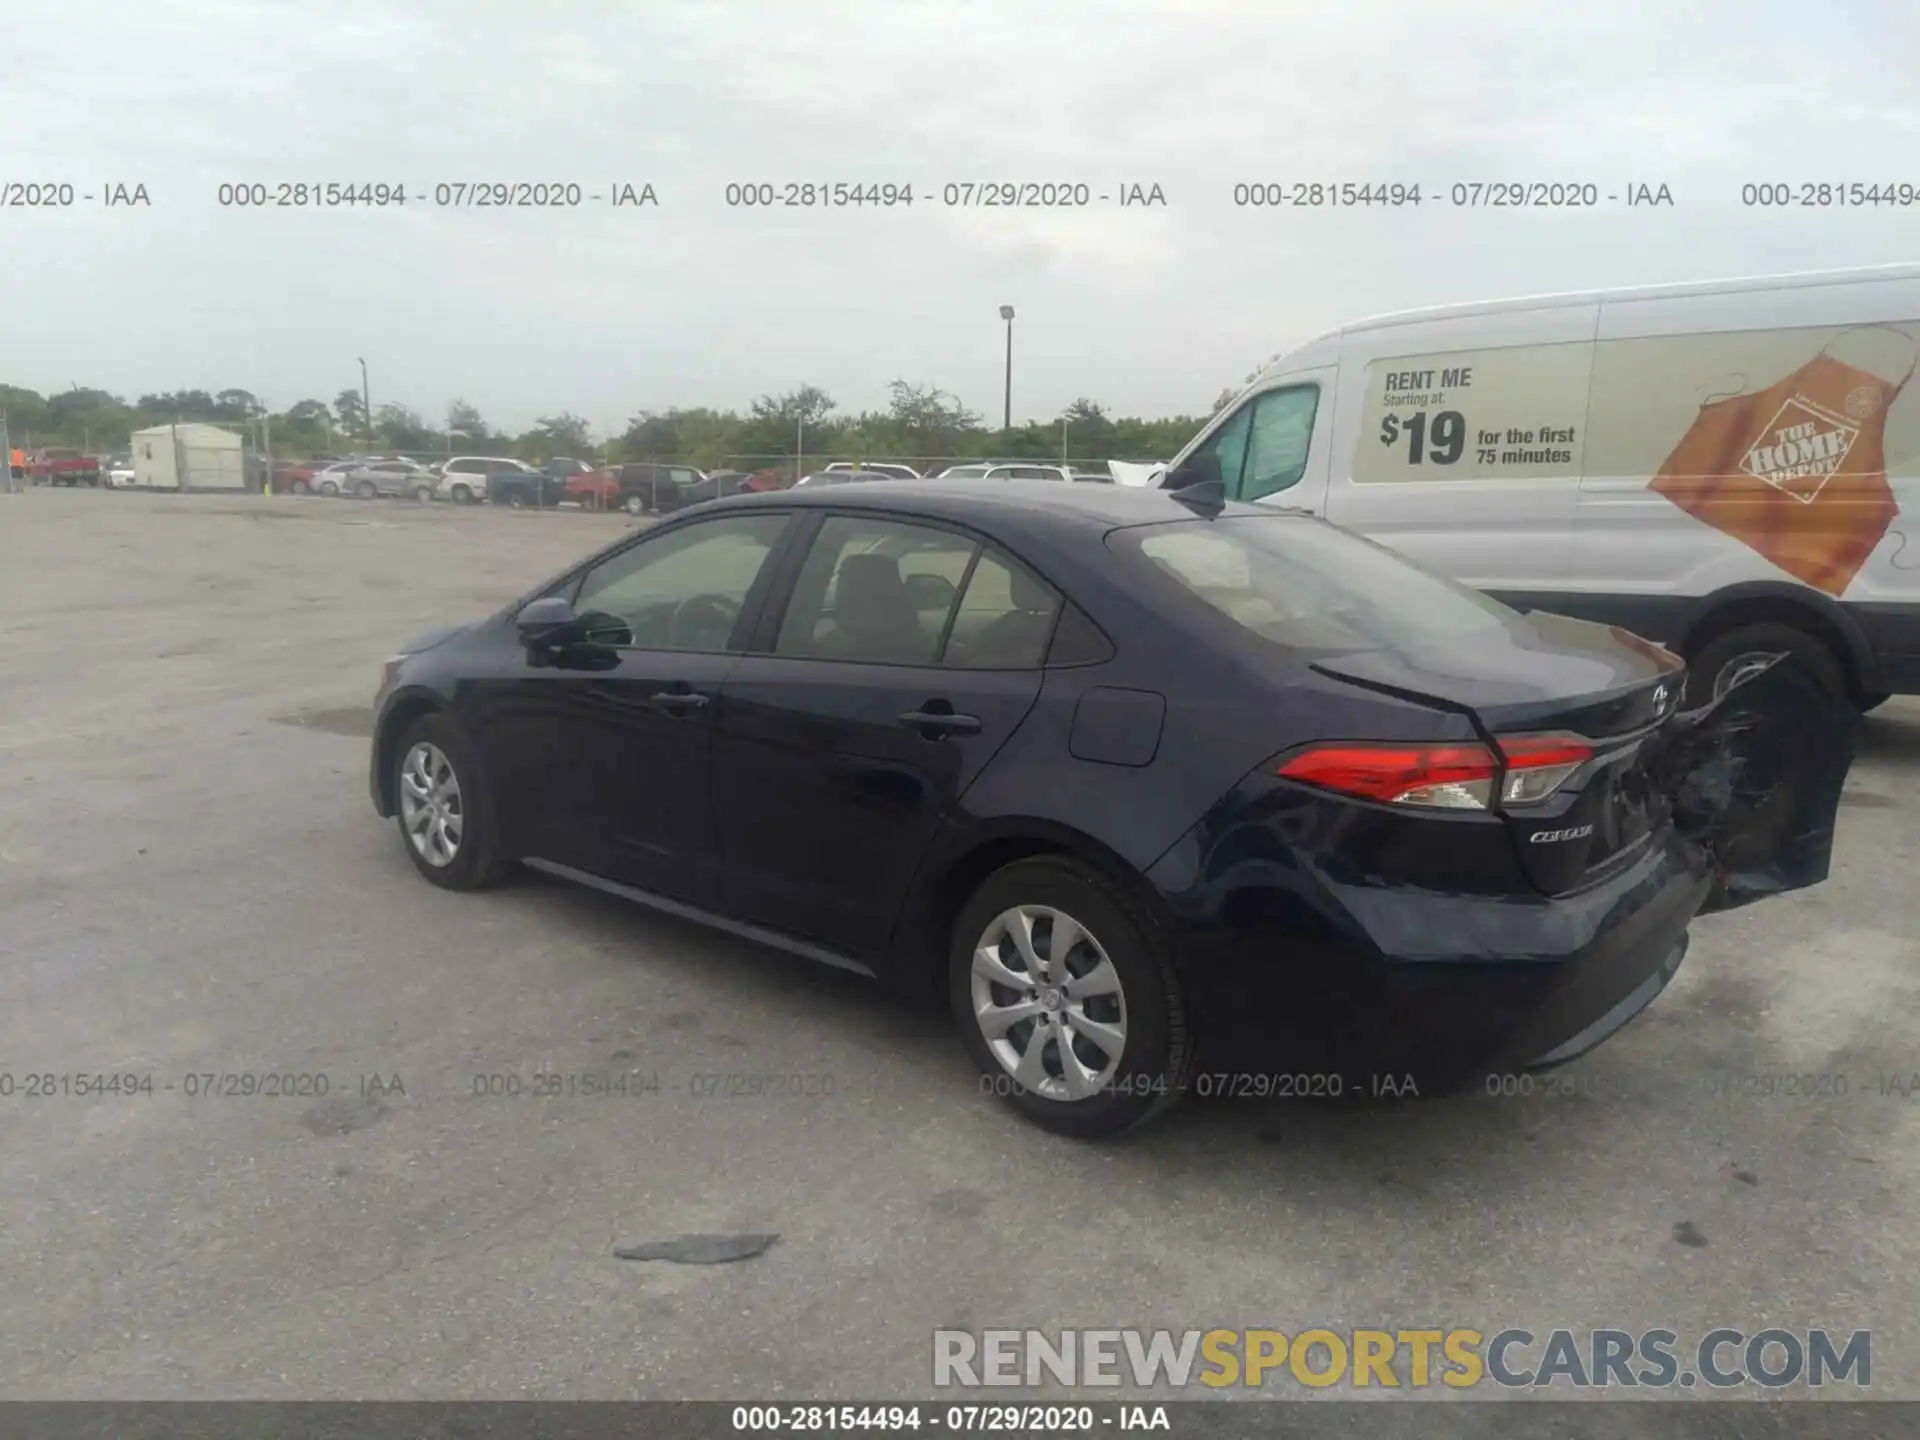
top-left (0, 488), bottom-right (1915, 1403)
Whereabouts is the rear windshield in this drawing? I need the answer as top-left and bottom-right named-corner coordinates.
top-left (1114, 516), bottom-right (1517, 652)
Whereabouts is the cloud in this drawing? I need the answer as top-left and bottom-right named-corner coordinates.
top-left (2, 0), bottom-right (1916, 432)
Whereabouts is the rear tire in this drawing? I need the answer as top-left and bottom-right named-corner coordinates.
top-left (391, 712), bottom-right (513, 891)
top-left (292, 480), bottom-right (311, 495)
top-left (623, 493), bottom-right (645, 517)
top-left (452, 484), bottom-right (473, 505)
top-left (949, 856), bottom-right (1195, 1138)
top-left (415, 486), bottom-right (434, 504)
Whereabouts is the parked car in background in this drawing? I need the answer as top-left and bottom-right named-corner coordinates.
top-left (563, 467), bottom-right (622, 509)
top-left (934, 462), bottom-right (1073, 483)
top-left (105, 453), bottom-right (136, 487)
top-left (544, 457), bottom-right (599, 484)
top-left (271, 458), bottom-right (326, 494)
top-left (740, 468), bottom-right (793, 493)
top-left (311, 460), bottom-right (369, 497)
top-left (825, 460), bottom-right (921, 480)
top-left (27, 447), bottom-right (102, 486)
top-left (339, 457), bottom-right (439, 500)
top-left (436, 455), bottom-right (534, 504)
top-left (608, 462), bottom-right (711, 516)
top-left (705, 470), bottom-right (752, 497)
top-left (792, 469), bottom-right (897, 488)
top-left (490, 466), bottom-right (571, 509)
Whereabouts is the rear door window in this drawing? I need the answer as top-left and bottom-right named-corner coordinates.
top-left (774, 517), bottom-right (975, 665)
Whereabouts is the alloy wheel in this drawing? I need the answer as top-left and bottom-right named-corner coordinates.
top-left (398, 741), bottom-right (464, 867)
top-left (970, 904), bottom-right (1127, 1102)
top-left (624, 494), bottom-right (645, 516)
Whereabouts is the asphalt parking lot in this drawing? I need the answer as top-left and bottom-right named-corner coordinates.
top-left (1, 487), bottom-right (1916, 1403)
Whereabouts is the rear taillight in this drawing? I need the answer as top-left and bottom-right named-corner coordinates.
top-left (1275, 732), bottom-right (1596, 812)
top-left (1495, 732), bottom-right (1595, 806)
top-left (1276, 743), bottom-right (1500, 810)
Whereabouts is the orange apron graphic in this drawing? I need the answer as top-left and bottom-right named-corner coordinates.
top-left (1648, 327), bottom-right (1913, 596)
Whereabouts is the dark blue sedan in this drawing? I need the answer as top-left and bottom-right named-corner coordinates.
top-left (368, 482), bottom-right (1854, 1136)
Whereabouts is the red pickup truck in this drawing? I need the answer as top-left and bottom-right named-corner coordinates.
top-left (28, 447), bottom-right (103, 486)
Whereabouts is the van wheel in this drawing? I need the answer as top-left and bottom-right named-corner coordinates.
top-left (949, 856), bottom-right (1195, 1139)
top-left (1684, 622), bottom-right (1846, 709)
top-left (623, 493), bottom-right (646, 516)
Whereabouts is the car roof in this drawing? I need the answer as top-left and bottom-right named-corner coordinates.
top-left (702, 477), bottom-right (1289, 532)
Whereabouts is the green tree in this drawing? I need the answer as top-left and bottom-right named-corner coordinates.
top-left (446, 398), bottom-right (489, 446)
top-left (334, 388), bottom-right (369, 441)
top-left (375, 403), bottom-right (438, 452)
top-left (530, 412), bottom-right (593, 455)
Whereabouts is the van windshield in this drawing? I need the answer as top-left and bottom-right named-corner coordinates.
top-left (1114, 515), bottom-right (1518, 652)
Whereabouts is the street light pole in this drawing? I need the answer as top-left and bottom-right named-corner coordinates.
top-left (999, 305), bottom-right (1015, 446)
top-left (357, 357), bottom-right (372, 452)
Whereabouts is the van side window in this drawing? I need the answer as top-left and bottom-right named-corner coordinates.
top-left (1195, 404), bottom-right (1254, 492)
top-left (1239, 385), bottom-right (1319, 500)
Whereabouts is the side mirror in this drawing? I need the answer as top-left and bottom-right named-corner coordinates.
top-left (515, 595), bottom-right (576, 641)
top-left (1163, 451), bottom-right (1222, 492)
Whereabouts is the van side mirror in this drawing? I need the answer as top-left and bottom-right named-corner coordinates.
top-left (1163, 451), bottom-right (1222, 493)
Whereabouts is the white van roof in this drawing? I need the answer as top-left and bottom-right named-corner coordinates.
top-left (1329, 260), bottom-right (1920, 338)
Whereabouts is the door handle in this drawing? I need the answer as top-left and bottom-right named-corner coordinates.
top-left (650, 689), bottom-right (711, 714)
top-left (897, 707), bottom-right (982, 737)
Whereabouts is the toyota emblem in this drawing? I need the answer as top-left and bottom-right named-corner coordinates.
top-left (1651, 684), bottom-right (1670, 715)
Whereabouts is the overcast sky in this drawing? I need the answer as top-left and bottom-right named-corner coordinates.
top-left (6, 0), bottom-right (1919, 437)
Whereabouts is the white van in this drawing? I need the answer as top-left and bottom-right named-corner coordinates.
top-left (1163, 262), bottom-right (1920, 710)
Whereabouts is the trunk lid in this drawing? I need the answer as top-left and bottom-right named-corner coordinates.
top-left (1312, 615), bottom-right (1856, 905)
top-left (1313, 614), bottom-right (1691, 896)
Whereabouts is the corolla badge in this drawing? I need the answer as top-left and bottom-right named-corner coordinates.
top-left (1530, 824), bottom-right (1596, 844)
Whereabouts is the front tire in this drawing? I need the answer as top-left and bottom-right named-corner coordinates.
top-left (415, 485), bottom-right (435, 504)
top-left (949, 856), bottom-right (1195, 1138)
top-left (292, 479), bottom-right (311, 495)
top-left (623, 493), bottom-right (645, 516)
top-left (391, 712), bottom-right (513, 891)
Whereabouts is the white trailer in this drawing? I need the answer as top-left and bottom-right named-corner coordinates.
top-left (130, 423), bottom-right (245, 490)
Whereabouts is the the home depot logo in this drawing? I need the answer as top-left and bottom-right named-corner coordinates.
top-left (1739, 396), bottom-right (1859, 503)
